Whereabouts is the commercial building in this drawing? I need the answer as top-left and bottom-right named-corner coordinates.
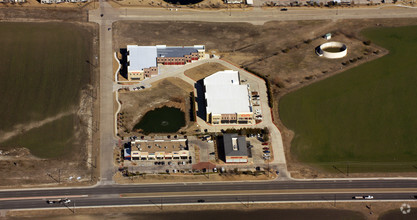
top-left (204, 70), bottom-right (254, 125)
top-left (127, 45), bottom-right (205, 81)
top-left (124, 139), bottom-right (190, 161)
top-left (223, 134), bottom-right (248, 163)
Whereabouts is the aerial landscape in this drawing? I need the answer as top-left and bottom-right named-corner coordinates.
top-left (0, 0), bottom-right (417, 219)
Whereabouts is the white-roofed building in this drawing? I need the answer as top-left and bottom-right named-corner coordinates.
top-left (204, 70), bottom-right (254, 125)
top-left (126, 45), bottom-right (205, 81)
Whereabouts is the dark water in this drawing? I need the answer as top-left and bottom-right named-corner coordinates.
top-left (133, 106), bottom-right (185, 134)
top-left (323, 47), bottom-right (343, 52)
top-left (30, 209), bottom-right (366, 220)
top-left (163, 0), bottom-right (204, 5)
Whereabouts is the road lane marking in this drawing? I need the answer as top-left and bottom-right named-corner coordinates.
top-left (119, 188), bottom-right (417, 198)
top-left (0, 195), bottom-right (88, 201)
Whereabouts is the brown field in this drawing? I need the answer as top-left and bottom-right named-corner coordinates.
top-left (113, 18), bottom-right (417, 178)
top-left (117, 77), bottom-right (196, 137)
top-left (7, 201), bottom-right (417, 220)
top-left (184, 62), bottom-right (229, 81)
top-left (0, 7), bottom-right (88, 22)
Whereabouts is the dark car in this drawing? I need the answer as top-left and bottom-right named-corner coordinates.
top-left (264, 151), bottom-right (270, 153)
top-left (281, 8), bottom-right (288, 11)
top-left (209, 152), bottom-right (215, 155)
top-left (197, 199), bottom-right (205, 203)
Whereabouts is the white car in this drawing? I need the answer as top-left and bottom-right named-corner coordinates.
top-left (364, 195), bottom-right (374, 200)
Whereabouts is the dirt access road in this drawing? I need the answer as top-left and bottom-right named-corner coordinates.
top-left (89, 2), bottom-right (417, 183)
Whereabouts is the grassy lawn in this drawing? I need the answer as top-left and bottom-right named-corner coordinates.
top-left (0, 22), bottom-right (92, 158)
top-left (279, 26), bottom-right (417, 172)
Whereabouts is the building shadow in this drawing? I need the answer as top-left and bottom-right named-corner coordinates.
top-left (216, 135), bottom-right (226, 163)
top-left (195, 79), bottom-right (206, 121)
top-left (119, 48), bottom-right (128, 79)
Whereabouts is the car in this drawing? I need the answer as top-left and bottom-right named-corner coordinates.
top-left (414, 195), bottom-right (417, 199)
top-left (166, 169), bottom-right (170, 173)
top-left (61, 199), bottom-right (71, 204)
top-left (264, 151), bottom-right (270, 153)
top-left (154, 162), bottom-right (158, 165)
top-left (280, 8), bottom-right (288, 11)
top-left (263, 147), bottom-right (269, 150)
top-left (168, 161), bottom-right (172, 165)
top-left (197, 199), bottom-right (205, 203)
top-left (213, 168), bottom-right (217, 172)
top-left (209, 152), bottom-right (215, 155)
top-left (364, 195), bottom-right (374, 200)
top-left (100, 14), bottom-right (104, 17)
top-left (262, 142), bottom-right (269, 145)
top-left (263, 154), bottom-right (270, 157)
top-left (140, 86), bottom-right (145, 89)
top-left (46, 200), bottom-right (55, 204)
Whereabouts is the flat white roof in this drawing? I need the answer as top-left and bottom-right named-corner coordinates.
top-left (127, 45), bottom-right (157, 72)
top-left (246, 0), bottom-right (253, 4)
top-left (204, 70), bottom-right (252, 115)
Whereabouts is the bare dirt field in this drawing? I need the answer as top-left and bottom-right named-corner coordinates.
top-left (0, 0), bottom-right (94, 9)
top-left (117, 77), bottom-right (196, 137)
top-left (108, 0), bottom-right (246, 9)
top-left (0, 6), bottom-right (88, 22)
top-left (113, 18), bottom-right (417, 178)
top-left (184, 62), bottom-right (229, 81)
top-left (114, 170), bottom-right (275, 183)
top-left (7, 201), bottom-right (417, 220)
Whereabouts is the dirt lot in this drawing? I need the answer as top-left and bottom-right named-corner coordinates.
top-left (113, 18), bottom-right (417, 178)
top-left (0, 6), bottom-right (88, 22)
top-left (108, 0), bottom-right (246, 9)
top-left (114, 170), bottom-right (275, 183)
top-left (184, 62), bottom-right (229, 81)
top-left (117, 77), bottom-right (196, 137)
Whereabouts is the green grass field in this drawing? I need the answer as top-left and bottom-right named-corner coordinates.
top-left (0, 22), bottom-right (92, 159)
top-left (279, 26), bottom-right (417, 172)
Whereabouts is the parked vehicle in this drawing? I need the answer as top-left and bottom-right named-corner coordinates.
top-left (353, 195), bottom-right (373, 199)
top-left (263, 147), bottom-right (269, 150)
top-left (262, 142), bottom-right (269, 145)
top-left (264, 151), bottom-right (270, 153)
top-left (281, 8), bottom-right (288, 11)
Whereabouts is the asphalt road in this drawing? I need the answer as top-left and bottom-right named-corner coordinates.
top-left (0, 187), bottom-right (416, 210)
top-left (0, 179), bottom-right (416, 201)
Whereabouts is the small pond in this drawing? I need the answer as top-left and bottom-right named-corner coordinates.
top-left (133, 106), bottom-right (185, 134)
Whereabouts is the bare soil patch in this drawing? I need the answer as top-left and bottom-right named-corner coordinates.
top-left (114, 170), bottom-right (275, 183)
top-left (184, 62), bottom-right (229, 81)
top-left (117, 77), bottom-right (195, 137)
top-left (109, 0), bottom-right (245, 9)
top-left (0, 6), bottom-right (87, 22)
